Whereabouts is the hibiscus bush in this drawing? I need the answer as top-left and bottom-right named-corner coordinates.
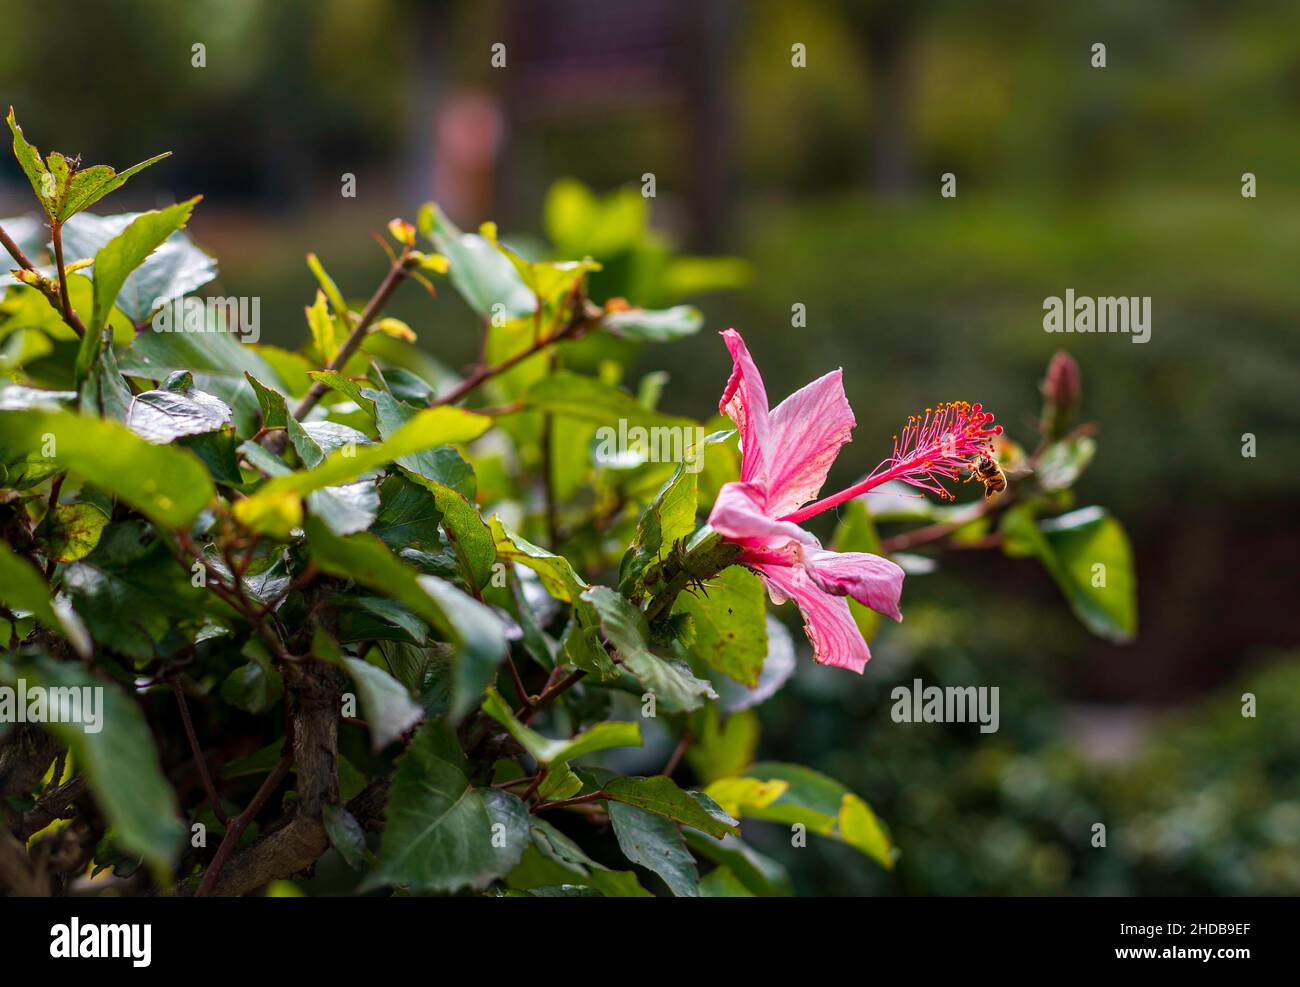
top-left (0, 112), bottom-right (1134, 896)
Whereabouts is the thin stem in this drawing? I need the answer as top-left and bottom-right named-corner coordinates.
top-left (1, 220), bottom-right (87, 337)
top-left (195, 749), bottom-right (292, 896)
top-left (661, 728), bottom-right (691, 778)
top-left (517, 667), bottom-right (586, 725)
top-left (173, 679), bottom-right (228, 825)
top-left (49, 224), bottom-right (84, 338)
top-left (430, 303), bottom-right (596, 409)
top-left (530, 790), bottom-right (607, 815)
top-left (291, 252), bottom-right (413, 421)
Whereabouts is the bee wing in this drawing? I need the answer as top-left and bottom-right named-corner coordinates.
top-left (1002, 464), bottom-right (1033, 480)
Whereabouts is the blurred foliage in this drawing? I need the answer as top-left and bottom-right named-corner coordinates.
top-left (749, 649), bottom-right (1300, 895)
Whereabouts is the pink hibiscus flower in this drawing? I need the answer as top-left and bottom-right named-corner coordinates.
top-left (707, 329), bottom-right (1001, 673)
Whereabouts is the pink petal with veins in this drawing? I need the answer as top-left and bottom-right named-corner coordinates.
top-left (708, 481), bottom-right (815, 551)
top-left (803, 548), bottom-right (905, 622)
top-left (719, 329), bottom-right (772, 487)
top-left (754, 562), bottom-right (873, 674)
top-left (763, 368), bottom-right (856, 517)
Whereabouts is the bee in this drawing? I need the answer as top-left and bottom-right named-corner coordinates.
top-left (968, 454), bottom-right (1007, 500)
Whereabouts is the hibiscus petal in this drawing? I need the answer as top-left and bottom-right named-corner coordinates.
top-left (718, 329), bottom-right (771, 487)
top-left (763, 368), bottom-right (856, 518)
top-left (709, 481), bottom-right (815, 552)
top-left (803, 548), bottom-right (905, 622)
top-left (754, 562), bottom-right (873, 674)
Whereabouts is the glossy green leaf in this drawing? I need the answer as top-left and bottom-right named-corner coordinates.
top-left (0, 541), bottom-right (86, 651)
top-left (368, 722), bottom-right (525, 893)
top-left (674, 565), bottom-right (767, 687)
top-left (481, 686), bottom-right (641, 766)
top-left (607, 801), bottom-right (699, 896)
top-left (418, 203), bottom-right (534, 321)
top-left (234, 407), bottom-right (488, 535)
top-left (583, 586), bottom-right (716, 712)
top-left (88, 199), bottom-right (199, 331)
top-left (601, 305), bottom-right (703, 342)
top-left (719, 762), bottom-right (895, 870)
top-left (62, 210), bottom-right (217, 323)
top-left (341, 655), bottom-right (424, 750)
top-left (1000, 505), bottom-right (1137, 642)
top-left (603, 775), bottom-right (738, 838)
top-left (621, 465), bottom-right (697, 592)
top-left (0, 409), bottom-right (214, 527)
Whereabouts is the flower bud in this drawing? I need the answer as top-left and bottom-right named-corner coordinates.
top-left (1039, 350), bottom-right (1080, 439)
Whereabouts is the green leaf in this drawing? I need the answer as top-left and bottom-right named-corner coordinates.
top-left (0, 541), bottom-right (87, 652)
top-left (607, 801), bottom-right (699, 896)
top-left (489, 516), bottom-right (587, 603)
top-left (603, 775), bottom-right (738, 838)
top-left (525, 372), bottom-right (696, 431)
top-left (543, 179), bottom-right (648, 257)
top-left (305, 253), bottom-right (352, 326)
top-left (1005, 505), bottom-right (1137, 642)
top-left (304, 520), bottom-right (507, 722)
top-left (621, 464), bottom-right (697, 593)
top-left (683, 830), bottom-right (792, 897)
top-left (38, 503), bottom-right (109, 563)
top-left (373, 474), bottom-right (443, 553)
top-left (322, 804), bottom-right (370, 870)
top-left (368, 722), bottom-right (525, 893)
top-left (674, 565), bottom-right (767, 687)
top-left (0, 384), bottom-right (77, 411)
top-left (305, 290), bottom-right (341, 363)
top-left (62, 521), bottom-right (209, 659)
top-left (601, 305), bottom-right (703, 342)
top-left (686, 706), bottom-right (760, 784)
top-left (405, 475), bottom-right (493, 592)
top-left (0, 653), bottom-right (182, 869)
top-left (417, 203), bottom-right (534, 320)
top-left (116, 330), bottom-right (287, 436)
top-left (307, 481), bottom-right (379, 537)
top-left (373, 391), bottom-right (476, 497)
top-left (62, 210), bottom-right (217, 323)
top-left (233, 407), bottom-right (489, 536)
top-left (507, 819), bottom-right (650, 897)
top-left (340, 655), bottom-right (424, 750)
top-left (1035, 436), bottom-right (1097, 492)
top-left (698, 865), bottom-right (754, 896)
top-left (583, 586), bottom-right (716, 712)
top-left (307, 370), bottom-right (379, 421)
top-left (219, 655), bottom-right (282, 715)
top-left (536, 761), bottom-right (582, 801)
top-left (0, 409), bottom-right (214, 527)
top-left (243, 372), bottom-right (288, 430)
top-left (719, 762), bottom-right (895, 870)
top-left (481, 686), bottom-right (642, 767)
top-left (125, 372), bottom-right (233, 444)
top-left (6, 109), bottom-right (171, 223)
top-left (88, 199), bottom-right (200, 331)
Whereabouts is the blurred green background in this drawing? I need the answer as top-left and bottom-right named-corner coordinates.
top-left (2, 0), bottom-right (1297, 894)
